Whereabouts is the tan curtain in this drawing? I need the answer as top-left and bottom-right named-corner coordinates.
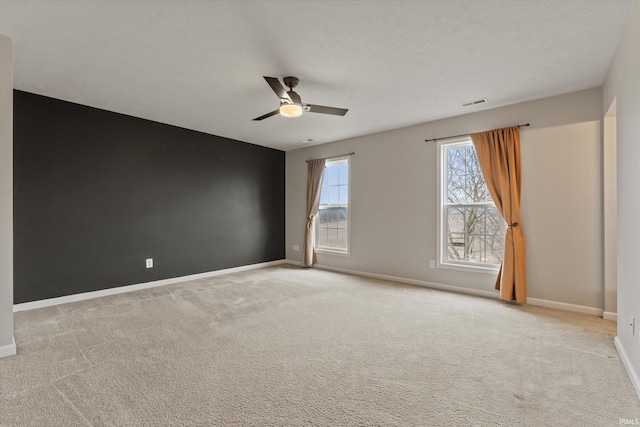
top-left (471, 127), bottom-right (526, 303)
top-left (302, 158), bottom-right (326, 267)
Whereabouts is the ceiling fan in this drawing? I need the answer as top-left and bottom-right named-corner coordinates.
top-left (253, 76), bottom-right (348, 121)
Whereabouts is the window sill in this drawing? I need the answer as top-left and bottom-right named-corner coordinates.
top-left (437, 261), bottom-right (499, 275)
top-left (316, 248), bottom-right (350, 257)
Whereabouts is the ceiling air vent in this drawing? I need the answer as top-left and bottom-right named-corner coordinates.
top-left (461, 98), bottom-right (488, 107)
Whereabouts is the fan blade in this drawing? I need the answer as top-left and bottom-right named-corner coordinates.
top-left (252, 109), bottom-right (279, 121)
top-left (305, 104), bottom-right (348, 116)
top-left (264, 76), bottom-right (292, 103)
top-left (288, 90), bottom-right (302, 105)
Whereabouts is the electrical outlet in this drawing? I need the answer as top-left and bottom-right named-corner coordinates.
top-left (429, 260), bottom-right (435, 268)
top-left (292, 245), bottom-right (300, 252)
top-left (146, 258), bottom-right (153, 269)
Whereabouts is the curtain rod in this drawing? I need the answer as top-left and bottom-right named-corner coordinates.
top-left (424, 123), bottom-right (530, 143)
top-left (306, 152), bottom-right (355, 162)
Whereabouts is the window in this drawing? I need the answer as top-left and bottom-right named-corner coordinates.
top-left (438, 138), bottom-right (505, 270)
top-left (315, 157), bottom-right (349, 254)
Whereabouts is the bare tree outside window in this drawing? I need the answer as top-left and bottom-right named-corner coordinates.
top-left (444, 141), bottom-right (505, 265)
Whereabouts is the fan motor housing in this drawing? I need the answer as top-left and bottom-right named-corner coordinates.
top-left (283, 76), bottom-right (299, 89)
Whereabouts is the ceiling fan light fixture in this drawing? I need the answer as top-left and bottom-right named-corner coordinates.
top-left (279, 103), bottom-right (303, 118)
top-left (252, 76), bottom-right (348, 121)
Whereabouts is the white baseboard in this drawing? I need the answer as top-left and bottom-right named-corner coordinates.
top-left (526, 297), bottom-right (603, 317)
top-left (311, 263), bottom-right (500, 300)
top-left (603, 311), bottom-right (618, 321)
top-left (14, 260), bottom-right (287, 312)
top-left (289, 260), bottom-right (609, 318)
top-left (615, 336), bottom-right (640, 400)
top-left (0, 336), bottom-right (16, 358)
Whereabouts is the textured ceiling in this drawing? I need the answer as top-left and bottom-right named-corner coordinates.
top-left (0, 0), bottom-right (635, 151)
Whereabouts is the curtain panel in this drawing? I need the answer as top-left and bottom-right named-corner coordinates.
top-left (302, 158), bottom-right (326, 267)
top-left (471, 127), bottom-right (527, 303)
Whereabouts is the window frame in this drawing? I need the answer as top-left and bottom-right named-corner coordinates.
top-left (315, 155), bottom-right (351, 256)
top-left (436, 137), bottom-right (502, 273)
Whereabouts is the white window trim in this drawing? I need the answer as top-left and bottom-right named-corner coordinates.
top-left (315, 155), bottom-right (351, 256)
top-left (436, 137), bottom-right (500, 274)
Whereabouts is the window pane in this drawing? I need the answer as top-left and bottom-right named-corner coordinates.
top-left (446, 204), bottom-right (506, 264)
top-left (466, 174), bottom-right (488, 202)
top-left (315, 216), bottom-right (328, 247)
top-left (318, 207), bottom-right (345, 226)
top-left (339, 185), bottom-right (348, 204)
top-left (320, 168), bottom-right (327, 188)
top-left (447, 148), bottom-right (463, 174)
top-left (446, 145), bottom-right (492, 204)
top-left (447, 207), bottom-right (465, 234)
top-left (317, 209), bottom-right (327, 223)
top-left (447, 174), bottom-right (467, 203)
top-left (338, 164), bottom-right (348, 184)
top-left (486, 233), bottom-right (504, 264)
top-left (447, 216), bottom-right (505, 263)
top-left (329, 187), bottom-right (340, 204)
top-left (329, 166), bottom-right (339, 185)
top-left (465, 206), bottom-right (487, 236)
top-left (326, 228), bottom-right (338, 248)
top-left (467, 235), bottom-right (485, 263)
top-left (442, 140), bottom-right (505, 267)
top-left (335, 227), bottom-right (348, 250)
top-left (486, 207), bottom-right (506, 263)
top-left (316, 207), bottom-right (347, 250)
top-left (487, 207), bottom-right (505, 235)
top-left (447, 232), bottom-right (465, 261)
top-left (320, 189), bottom-right (328, 205)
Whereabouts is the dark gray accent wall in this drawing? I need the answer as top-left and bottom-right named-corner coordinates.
top-left (14, 90), bottom-right (285, 304)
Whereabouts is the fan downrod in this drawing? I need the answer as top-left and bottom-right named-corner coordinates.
top-left (283, 76), bottom-right (299, 90)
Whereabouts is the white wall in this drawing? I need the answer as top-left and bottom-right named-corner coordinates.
top-left (286, 88), bottom-right (603, 311)
top-left (603, 110), bottom-right (617, 317)
top-left (520, 121), bottom-right (601, 308)
top-left (602, 2), bottom-right (640, 397)
top-left (0, 34), bottom-right (15, 357)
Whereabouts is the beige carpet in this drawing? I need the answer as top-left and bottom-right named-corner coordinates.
top-left (1, 265), bottom-right (638, 426)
